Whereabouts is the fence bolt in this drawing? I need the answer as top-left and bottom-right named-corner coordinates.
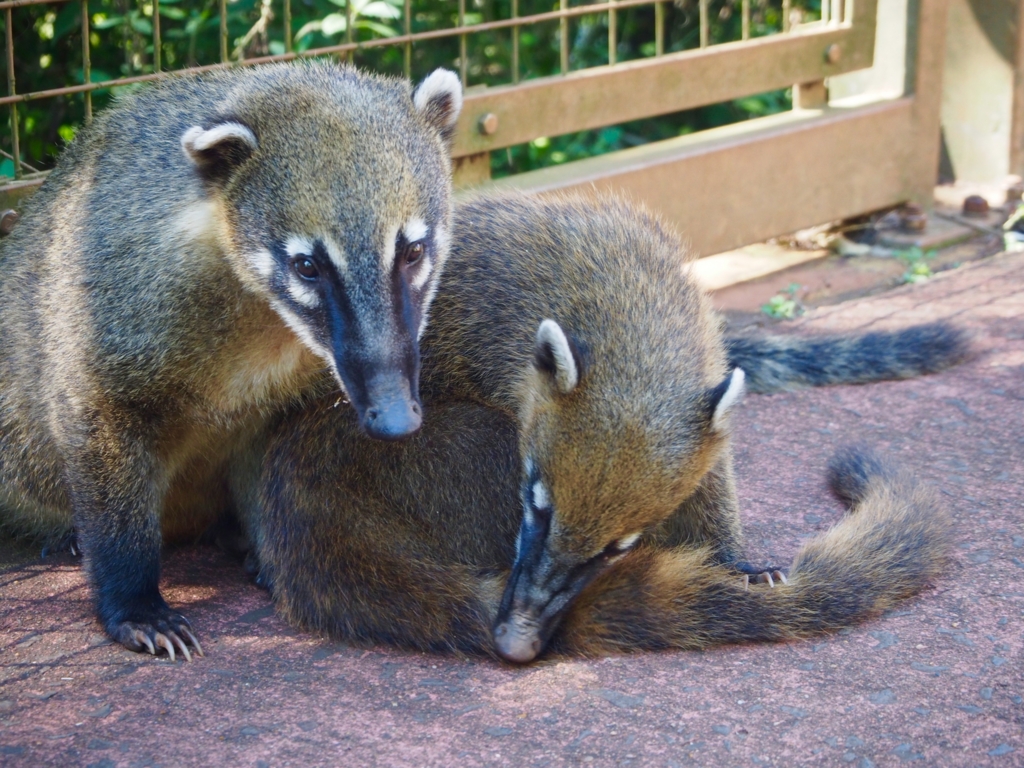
top-left (0, 209), bottom-right (19, 236)
top-left (825, 44), bottom-right (841, 64)
top-left (962, 195), bottom-right (989, 218)
top-left (478, 113), bottom-right (499, 136)
top-left (899, 203), bottom-right (927, 232)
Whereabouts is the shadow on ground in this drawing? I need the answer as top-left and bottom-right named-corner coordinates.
top-left (1, 252), bottom-right (1022, 767)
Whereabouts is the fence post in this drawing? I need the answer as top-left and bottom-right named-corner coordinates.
top-left (905, 0), bottom-right (949, 206)
top-left (1013, 0), bottom-right (1024, 178)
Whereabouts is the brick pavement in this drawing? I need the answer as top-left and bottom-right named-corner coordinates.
top-left (1, 251), bottom-right (1022, 767)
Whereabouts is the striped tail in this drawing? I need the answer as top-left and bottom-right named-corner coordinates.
top-left (554, 447), bottom-right (951, 655)
top-left (726, 322), bottom-right (970, 393)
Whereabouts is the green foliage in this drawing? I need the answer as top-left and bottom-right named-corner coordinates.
top-left (1004, 203), bottom-right (1024, 253)
top-left (1, 0), bottom-right (822, 175)
top-left (761, 282), bottom-right (802, 320)
top-left (896, 246), bottom-right (934, 284)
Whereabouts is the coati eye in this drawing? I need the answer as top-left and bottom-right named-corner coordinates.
top-left (292, 257), bottom-right (319, 280)
top-left (405, 241), bottom-right (425, 266)
top-left (602, 532), bottom-right (641, 558)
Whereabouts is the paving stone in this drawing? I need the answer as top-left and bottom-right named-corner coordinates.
top-left (1, 251), bottom-right (1023, 766)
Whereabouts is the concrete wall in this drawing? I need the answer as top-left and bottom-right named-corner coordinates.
top-left (940, 0), bottom-right (1018, 182)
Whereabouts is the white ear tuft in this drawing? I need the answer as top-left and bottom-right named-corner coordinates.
top-left (712, 367), bottom-right (746, 431)
top-left (181, 122), bottom-right (257, 182)
top-left (182, 122), bottom-right (257, 157)
top-left (412, 69), bottom-right (463, 146)
top-left (535, 319), bottom-right (579, 395)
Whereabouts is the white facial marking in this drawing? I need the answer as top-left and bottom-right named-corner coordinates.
top-left (615, 532), bottom-right (642, 551)
top-left (287, 276), bottom-right (320, 308)
top-left (434, 224), bottom-right (451, 257)
top-left (411, 255), bottom-right (433, 291)
top-left (403, 217), bottom-right (429, 243)
top-left (532, 481), bottom-right (550, 510)
top-left (181, 122), bottom-right (257, 158)
top-left (285, 235), bottom-right (315, 259)
top-left (380, 225), bottom-right (399, 275)
top-left (413, 69), bottom-right (464, 120)
top-left (323, 236), bottom-right (348, 275)
top-left (536, 319), bottom-right (579, 395)
top-left (248, 249), bottom-right (275, 279)
top-left (268, 299), bottom-right (342, 385)
top-left (712, 367), bottom-right (746, 431)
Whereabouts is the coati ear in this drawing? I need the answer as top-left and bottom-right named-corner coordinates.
top-left (413, 69), bottom-right (463, 148)
top-left (535, 319), bottom-right (583, 395)
top-left (181, 121), bottom-right (258, 185)
top-left (708, 368), bottom-right (746, 431)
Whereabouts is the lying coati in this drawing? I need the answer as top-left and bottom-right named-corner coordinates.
top-left (247, 193), bottom-right (951, 662)
top-left (0, 63), bottom-right (462, 659)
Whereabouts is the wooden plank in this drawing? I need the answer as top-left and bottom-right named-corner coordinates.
top-left (473, 99), bottom-right (918, 257)
top-left (453, 0), bottom-right (878, 158)
top-left (904, 0), bottom-right (948, 205)
top-left (1013, 0), bottom-right (1024, 177)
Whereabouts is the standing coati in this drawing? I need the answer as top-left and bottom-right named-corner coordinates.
top-left (247, 193), bottom-right (951, 662)
top-left (0, 63), bottom-right (462, 659)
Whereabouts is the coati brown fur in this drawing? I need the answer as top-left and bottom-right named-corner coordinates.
top-left (247, 193), bottom-right (951, 662)
top-left (0, 63), bottom-right (463, 659)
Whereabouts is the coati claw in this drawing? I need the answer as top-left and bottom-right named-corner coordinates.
top-left (167, 631), bottom-right (192, 662)
top-left (112, 612), bottom-right (202, 661)
top-left (41, 531), bottom-right (80, 559)
top-left (742, 575), bottom-right (750, 591)
top-left (156, 634), bottom-right (176, 661)
top-left (133, 629), bottom-right (156, 656)
top-left (179, 627), bottom-right (204, 657)
top-left (749, 570), bottom-right (788, 588)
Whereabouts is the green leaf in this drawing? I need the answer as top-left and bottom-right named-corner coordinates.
top-left (355, 19), bottom-right (399, 36)
top-left (93, 15), bottom-right (126, 29)
top-left (320, 13), bottom-right (347, 36)
top-left (131, 16), bottom-right (154, 35)
top-left (360, 1), bottom-right (401, 20)
top-left (52, 3), bottom-right (81, 41)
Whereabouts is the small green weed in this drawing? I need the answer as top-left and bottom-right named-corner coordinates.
top-left (762, 283), bottom-right (803, 320)
top-left (1004, 204), bottom-right (1024, 252)
top-left (896, 246), bottom-right (935, 284)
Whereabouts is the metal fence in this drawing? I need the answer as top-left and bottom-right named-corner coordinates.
top-left (2, 0), bottom-right (953, 258)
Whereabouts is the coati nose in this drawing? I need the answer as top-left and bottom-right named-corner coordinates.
top-left (363, 398), bottom-right (422, 441)
top-left (493, 622), bottom-right (543, 664)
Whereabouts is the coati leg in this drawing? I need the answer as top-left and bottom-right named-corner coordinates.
top-left (41, 530), bottom-right (80, 558)
top-left (66, 415), bottom-right (201, 661)
top-left (549, 447), bottom-right (949, 657)
top-left (257, 479), bottom-right (502, 655)
top-left (263, 527), bottom-right (501, 655)
top-left (651, 452), bottom-right (785, 580)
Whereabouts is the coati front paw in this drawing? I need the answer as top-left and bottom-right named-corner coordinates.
top-left (740, 569), bottom-right (788, 590)
top-left (244, 551), bottom-right (275, 593)
top-left (731, 561), bottom-right (788, 590)
top-left (109, 609), bottom-right (204, 662)
top-left (41, 530), bottom-right (80, 558)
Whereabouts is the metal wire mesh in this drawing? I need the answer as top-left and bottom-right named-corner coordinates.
top-left (2, 0), bottom-right (844, 181)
